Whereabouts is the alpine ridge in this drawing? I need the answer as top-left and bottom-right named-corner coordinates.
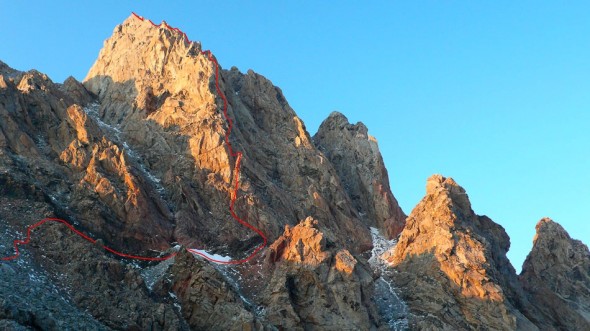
top-left (0, 13), bottom-right (588, 331)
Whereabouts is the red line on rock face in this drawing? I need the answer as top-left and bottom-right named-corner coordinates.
top-left (191, 50), bottom-right (268, 265)
top-left (0, 13), bottom-right (267, 265)
top-left (0, 218), bottom-right (176, 262)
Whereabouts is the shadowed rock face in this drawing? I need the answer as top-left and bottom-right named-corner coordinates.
top-left (0, 65), bottom-right (184, 329)
top-left (519, 218), bottom-right (590, 329)
top-left (161, 249), bottom-right (261, 331)
top-left (314, 111), bottom-right (406, 239)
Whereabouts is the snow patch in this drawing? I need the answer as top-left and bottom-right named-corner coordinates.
top-left (369, 227), bottom-right (409, 331)
top-left (369, 227), bottom-right (396, 267)
top-left (83, 103), bottom-right (121, 134)
top-left (188, 249), bottom-right (232, 262)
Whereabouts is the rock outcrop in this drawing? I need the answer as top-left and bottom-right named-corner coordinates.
top-left (0, 62), bottom-right (174, 253)
top-left (387, 175), bottom-right (540, 330)
top-left (259, 217), bottom-right (385, 330)
top-left (0, 192), bottom-right (184, 330)
top-left (0, 198), bottom-right (110, 330)
top-left (314, 112), bottom-right (406, 238)
top-left (28, 223), bottom-right (185, 330)
top-left (161, 250), bottom-right (263, 331)
top-left (519, 218), bottom-right (590, 329)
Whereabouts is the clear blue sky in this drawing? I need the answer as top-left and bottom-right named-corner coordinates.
top-left (1, 1), bottom-right (588, 272)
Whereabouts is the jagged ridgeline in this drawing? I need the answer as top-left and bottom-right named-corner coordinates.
top-left (0, 13), bottom-right (588, 330)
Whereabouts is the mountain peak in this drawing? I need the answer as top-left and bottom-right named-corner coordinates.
top-left (520, 218), bottom-right (590, 328)
top-left (390, 175), bottom-right (498, 266)
top-left (314, 111), bottom-right (406, 238)
top-left (534, 216), bottom-right (560, 232)
top-left (321, 111), bottom-right (369, 135)
top-left (326, 110), bottom-right (349, 123)
top-left (426, 174), bottom-right (462, 193)
top-left (525, 217), bottom-right (589, 271)
top-left (83, 13), bottom-right (214, 130)
top-left (0, 60), bottom-right (21, 78)
top-left (85, 13), bottom-right (203, 87)
top-left (387, 175), bottom-right (539, 329)
top-left (424, 174), bottom-right (472, 212)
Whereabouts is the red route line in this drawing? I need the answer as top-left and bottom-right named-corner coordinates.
top-left (1, 218), bottom-right (175, 262)
top-left (1, 13), bottom-right (267, 265)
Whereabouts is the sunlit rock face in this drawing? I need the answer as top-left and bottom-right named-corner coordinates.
top-left (387, 175), bottom-right (543, 330)
top-left (84, 14), bottom-right (374, 256)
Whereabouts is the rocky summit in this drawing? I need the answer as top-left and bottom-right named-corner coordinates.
top-left (0, 14), bottom-right (588, 331)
